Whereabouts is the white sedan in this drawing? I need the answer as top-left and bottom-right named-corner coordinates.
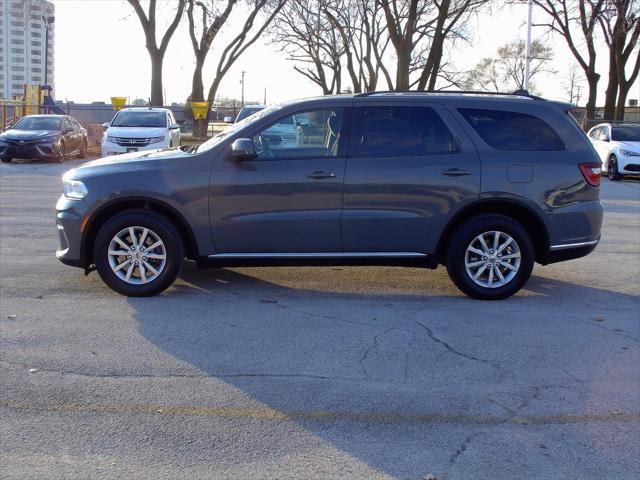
top-left (587, 123), bottom-right (640, 180)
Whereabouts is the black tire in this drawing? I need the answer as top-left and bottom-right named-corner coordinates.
top-left (608, 155), bottom-right (622, 181)
top-left (93, 209), bottom-right (184, 296)
top-left (0, 157), bottom-right (11, 163)
top-left (446, 214), bottom-right (535, 300)
top-left (79, 139), bottom-right (88, 159)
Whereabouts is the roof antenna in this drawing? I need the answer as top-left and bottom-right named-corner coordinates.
top-left (512, 89), bottom-right (530, 96)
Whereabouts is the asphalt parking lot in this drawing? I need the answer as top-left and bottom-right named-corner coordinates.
top-left (1, 158), bottom-right (639, 480)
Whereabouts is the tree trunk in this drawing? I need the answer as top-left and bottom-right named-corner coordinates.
top-left (190, 57), bottom-right (208, 139)
top-left (584, 73), bottom-right (600, 128)
top-left (615, 84), bottom-right (629, 122)
top-left (603, 48), bottom-right (618, 121)
top-left (395, 51), bottom-right (411, 91)
top-left (150, 51), bottom-right (164, 106)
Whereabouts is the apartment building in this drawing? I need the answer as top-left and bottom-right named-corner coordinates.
top-left (0, 0), bottom-right (55, 99)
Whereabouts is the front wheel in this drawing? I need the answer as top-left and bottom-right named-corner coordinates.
top-left (93, 210), bottom-right (184, 296)
top-left (0, 157), bottom-right (11, 163)
top-left (79, 139), bottom-right (88, 159)
top-left (55, 141), bottom-right (65, 163)
top-left (608, 155), bottom-right (622, 181)
top-left (446, 214), bottom-right (534, 300)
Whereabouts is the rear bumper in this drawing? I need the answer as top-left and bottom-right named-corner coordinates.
top-left (543, 238), bottom-right (599, 264)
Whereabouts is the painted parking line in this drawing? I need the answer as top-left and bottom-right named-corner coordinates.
top-left (2, 400), bottom-right (638, 425)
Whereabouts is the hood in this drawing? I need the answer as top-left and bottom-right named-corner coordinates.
top-left (0, 129), bottom-right (60, 140)
top-left (105, 126), bottom-right (167, 138)
top-left (616, 141), bottom-right (640, 151)
top-left (68, 147), bottom-right (192, 179)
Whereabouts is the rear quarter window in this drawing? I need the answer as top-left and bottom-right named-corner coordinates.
top-left (459, 108), bottom-right (564, 151)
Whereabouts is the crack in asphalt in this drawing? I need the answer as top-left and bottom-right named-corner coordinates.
top-left (359, 328), bottom-right (395, 379)
top-left (577, 318), bottom-right (640, 343)
top-left (415, 320), bottom-right (494, 365)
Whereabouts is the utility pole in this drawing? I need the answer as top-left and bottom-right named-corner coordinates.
top-left (524, 0), bottom-right (533, 92)
top-left (42, 15), bottom-right (55, 86)
top-left (240, 71), bottom-right (246, 107)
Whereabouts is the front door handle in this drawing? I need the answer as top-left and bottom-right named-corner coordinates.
top-left (307, 171), bottom-right (336, 179)
top-left (442, 168), bottom-right (470, 177)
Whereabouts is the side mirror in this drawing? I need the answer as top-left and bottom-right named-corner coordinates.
top-left (169, 123), bottom-right (180, 130)
top-left (600, 134), bottom-right (610, 142)
top-left (231, 138), bottom-right (256, 161)
top-left (102, 122), bottom-right (110, 129)
top-left (224, 116), bottom-right (234, 124)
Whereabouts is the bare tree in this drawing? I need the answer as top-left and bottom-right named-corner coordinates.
top-left (128, 0), bottom-right (186, 106)
top-left (533, 0), bottom-right (606, 125)
top-left (271, 0), bottom-right (343, 95)
top-left (563, 63), bottom-right (585, 104)
top-left (465, 40), bottom-right (554, 93)
top-left (599, 0), bottom-right (640, 121)
top-left (186, 0), bottom-right (286, 137)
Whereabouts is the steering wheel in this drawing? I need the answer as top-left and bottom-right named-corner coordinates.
top-left (254, 134), bottom-right (274, 158)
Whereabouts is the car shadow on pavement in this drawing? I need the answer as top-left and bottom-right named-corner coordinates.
top-left (126, 262), bottom-right (638, 478)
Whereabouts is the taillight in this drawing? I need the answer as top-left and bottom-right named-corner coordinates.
top-left (579, 162), bottom-right (601, 187)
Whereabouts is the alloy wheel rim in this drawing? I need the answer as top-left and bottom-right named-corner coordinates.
top-left (609, 159), bottom-right (616, 178)
top-left (107, 226), bottom-right (167, 285)
top-left (464, 231), bottom-right (521, 289)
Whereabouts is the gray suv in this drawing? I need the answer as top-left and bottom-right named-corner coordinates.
top-left (56, 92), bottom-right (603, 300)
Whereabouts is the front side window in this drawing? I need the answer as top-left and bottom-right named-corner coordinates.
top-left (612, 126), bottom-right (640, 142)
top-left (459, 108), bottom-right (564, 151)
top-left (350, 106), bottom-right (456, 157)
top-left (111, 111), bottom-right (167, 128)
top-left (252, 108), bottom-right (344, 160)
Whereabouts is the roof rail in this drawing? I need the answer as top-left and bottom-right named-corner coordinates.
top-left (354, 89), bottom-right (546, 101)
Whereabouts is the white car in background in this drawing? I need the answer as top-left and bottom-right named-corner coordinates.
top-left (587, 123), bottom-right (640, 180)
top-left (235, 104), bottom-right (301, 149)
top-left (101, 108), bottom-right (180, 156)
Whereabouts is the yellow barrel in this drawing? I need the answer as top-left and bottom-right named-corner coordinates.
top-left (191, 101), bottom-right (209, 120)
top-left (111, 97), bottom-right (127, 111)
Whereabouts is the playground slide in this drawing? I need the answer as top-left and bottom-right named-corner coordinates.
top-left (42, 95), bottom-right (67, 115)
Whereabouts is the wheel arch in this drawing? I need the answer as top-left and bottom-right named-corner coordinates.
top-left (81, 197), bottom-right (199, 268)
top-left (436, 198), bottom-right (550, 265)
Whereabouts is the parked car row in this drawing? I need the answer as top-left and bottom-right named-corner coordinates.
top-left (0, 107), bottom-right (181, 163)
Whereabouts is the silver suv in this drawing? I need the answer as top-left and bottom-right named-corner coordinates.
top-left (56, 91), bottom-right (603, 300)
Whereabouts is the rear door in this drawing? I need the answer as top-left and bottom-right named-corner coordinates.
top-left (341, 102), bottom-right (480, 254)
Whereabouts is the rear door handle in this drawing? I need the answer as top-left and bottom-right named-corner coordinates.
top-left (307, 171), bottom-right (336, 179)
top-left (442, 168), bottom-right (470, 177)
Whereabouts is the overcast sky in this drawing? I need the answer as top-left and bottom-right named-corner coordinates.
top-left (52, 0), bottom-right (638, 106)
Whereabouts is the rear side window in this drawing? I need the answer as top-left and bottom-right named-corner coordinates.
top-left (350, 106), bottom-right (456, 157)
top-left (459, 108), bottom-right (564, 151)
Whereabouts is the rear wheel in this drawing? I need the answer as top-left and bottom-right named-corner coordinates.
top-left (79, 139), bottom-right (88, 158)
top-left (446, 214), bottom-right (534, 300)
top-left (93, 210), bottom-right (184, 296)
top-left (608, 155), bottom-right (622, 181)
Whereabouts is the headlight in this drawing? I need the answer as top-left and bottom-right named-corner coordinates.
top-left (620, 149), bottom-right (639, 157)
top-left (63, 178), bottom-right (88, 199)
top-left (148, 135), bottom-right (166, 144)
top-left (106, 135), bottom-right (119, 144)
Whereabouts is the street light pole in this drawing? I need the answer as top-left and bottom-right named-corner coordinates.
top-left (524, 0), bottom-right (533, 92)
top-left (42, 16), bottom-right (55, 86)
top-left (241, 71), bottom-right (246, 107)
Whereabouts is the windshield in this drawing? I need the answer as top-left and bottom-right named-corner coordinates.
top-left (236, 106), bottom-right (265, 122)
top-left (612, 126), bottom-right (640, 142)
top-left (197, 104), bottom-right (280, 153)
top-left (111, 111), bottom-right (166, 128)
top-left (14, 116), bottom-right (61, 131)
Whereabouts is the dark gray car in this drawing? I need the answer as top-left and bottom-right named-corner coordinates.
top-left (55, 92), bottom-right (603, 299)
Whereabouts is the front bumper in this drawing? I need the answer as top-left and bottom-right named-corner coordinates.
top-left (55, 195), bottom-right (88, 269)
top-left (0, 142), bottom-right (59, 160)
top-left (101, 141), bottom-right (166, 156)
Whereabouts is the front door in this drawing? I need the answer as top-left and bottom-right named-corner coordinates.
top-left (341, 102), bottom-right (480, 254)
top-left (210, 106), bottom-right (347, 253)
